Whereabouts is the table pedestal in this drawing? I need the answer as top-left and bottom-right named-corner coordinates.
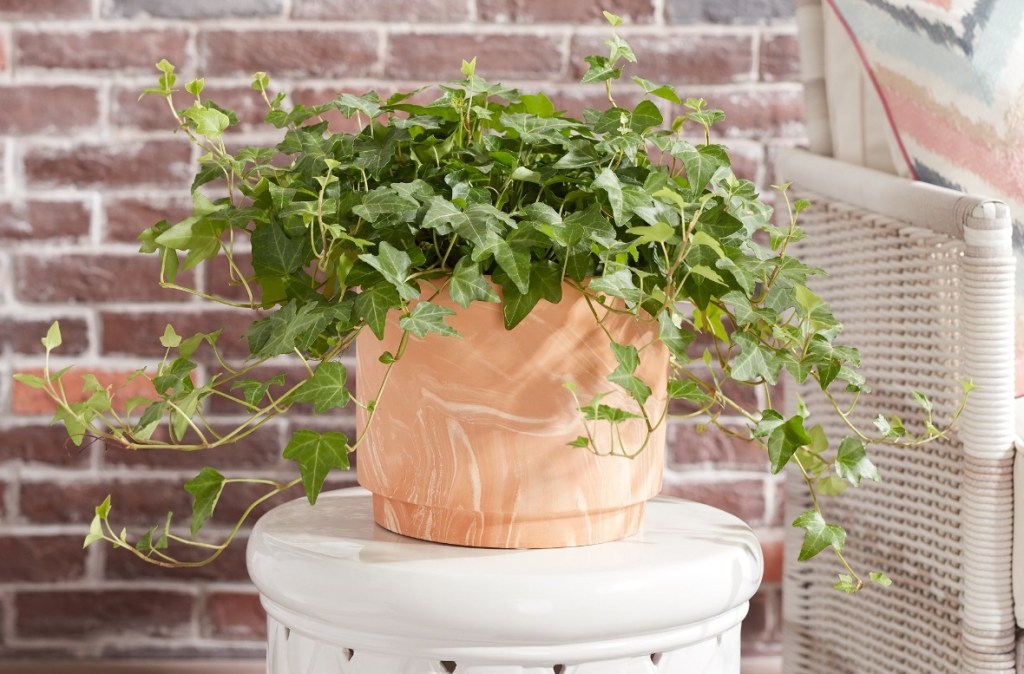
top-left (247, 489), bottom-right (762, 674)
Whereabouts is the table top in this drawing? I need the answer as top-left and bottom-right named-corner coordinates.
top-left (247, 488), bottom-right (762, 652)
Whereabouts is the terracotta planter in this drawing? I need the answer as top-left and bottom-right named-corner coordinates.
top-left (355, 281), bottom-right (669, 548)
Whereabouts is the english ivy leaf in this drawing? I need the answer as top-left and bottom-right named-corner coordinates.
top-left (767, 414), bottom-right (810, 474)
top-left (283, 429), bottom-right (350, 505)
top-left (608, 368), bottom-right (652, 406)
top-left (290, 362), bottom-right (350, 413)
top-left (500, 260), bottom-right (562, 329)
top-left (42, 321), bottom-right (62, 350)
top-left (667, 379), bottom-right (713, 405)
top-left (13, 373), bottom-right (47, 389)
top-left (630, 99), bottom-right (663, 133)
top-left (816, 474), bottom-right (849, 496)
top-left (492, 240), bottom-right (531, 294)
top-left (581, 402), bottom-right (641, 423)
top-left (499, 112), bottom-right (578, 146)
top-left (352, 187), bottom-right (419, 224)
top-left (160, 324), bottom-right (182, 348)
top-left (589, 267), bottom-right (642, 305)
top-left (792, 510), bottom-right (846, 562)
top-left (183, 105), bottom-right (230, 138)
top-left (610, 342), bottom-right (639, 374)
top-left (449, 257), bottom-right (500, 308)
top-left (873, 414), bottom-right (906, 440)
top-left (354, 283), bottom-right (401, 340)
top-left (593, 168), bottom-right (625, 225)
top-left (251, 221), bottom-right (306, 278)
top-left (731, 332), bottom-right (782, 385)
top-left (84, 513), bottom-right (105, 548)
top-left (422, 196), bottom-right (469, 235)
top-left (834, 574), bottom-right (859, 594)
top-left (246, 300), bottom-right (332, 358)
top-left (672, 141), bottom-right (730, 193)
top-left (568, 436), bottom-right (590, 449)
top-left (554, 139), bottom-right (604, 168)
top-left (358, 241), bottom-right (418, 300)
top-left (658, 312), bottom-right (695, 361)
top-left (835, 437), bottom-right (880, 486)
top-left (184, 467), bottom-right (225, 537)
top-left (231, 374), bottom-right (286, 409)
top-left (627, 221), bottom-right (675, 245)
top-left (631, 76), bottom-right (681, 104)
top-left (869, 572), bottom-right (893, 587)
top-left (400, 302), bottom-right (459, 339)
top-left (581, 54), bottom-right (621, 83)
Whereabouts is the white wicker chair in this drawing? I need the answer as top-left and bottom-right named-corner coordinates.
top-left (777, 148), bottom-right (1017, 673)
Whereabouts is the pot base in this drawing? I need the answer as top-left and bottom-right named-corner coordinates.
top-left (371, 493), bottom-right (647, 549)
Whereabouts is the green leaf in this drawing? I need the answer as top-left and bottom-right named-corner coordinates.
top-left (631, 76), bottom-right (681, 104)
top-left (816, 475), bottom-right (849, 496)
top-left (422, 196), bottom-right (469, 235)
top-left (630, 99), bottom-right (663, 133)
top-left (183, 105), bottom-right (230, 138)
top-left (84, 513), bottom-right (105, 548)
top-left (160, 324), bottom-right (182, 349)
top-left (603, 10), bottom-right (624, 25)
top-left (283, 429), bottom-right (350, 505)
top-left (873, 414), bottom-right (906, 440)
top-left (869, 572), bottom-right (893, 587)
top-left (627, 221), bottom-right (675, 245)
top-left (581, 55), bottom-right (621, 84)
top-left (42, 321), bottom-right (62, 351)
top-left (673, 142), bottom-right (730, 193)
top-left (834, 574), bottom-right (859, 594)
top-left (400, 302), bottom-right (459, 339)
top-left (355, 283), bottom-right (401, 340)
top-left (593, 168), bottom-right (625, 225)
top-left (251, 221), bottom-right (305, 278)
top-left (449, 257), bottom-right (500, 308)
top-left (246, 300), bottom-right (333, 358)
top-left (835, 437), bottom-right (880, 487)
top-left (184, 468), bottom-right (225, 537)
top-left (589, 268), bottom-right (642, 305)
top-left (667, 379), bottom-right (713, 405)
top-left (500, 112), bottom-right (578, 145)
top-left (231, 374), bottom-right (286, 409)
top-left (792, 510), bottom-right (846, 561)
top-left (352, 187), bottom-right (419, 223)
top-left (730, 332), bottom-right (782, 385)
top-left (568, 436), bottom-right (590, 449)
top-left (289, 362), bottom-right (350, 413)
top-left (767, 414), bottom-right (810, 474)
top-left (358, 241), bottom-right (418, 300)
top-left (657, 311), bottom-right (695, 361)
top-left (13, 373), bottom-right (47, 389)
top-left (500, 260), bottom-right (563, 329)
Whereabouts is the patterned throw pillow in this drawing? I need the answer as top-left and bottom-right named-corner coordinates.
top-left (826, 0), bottom-right (1024, 426)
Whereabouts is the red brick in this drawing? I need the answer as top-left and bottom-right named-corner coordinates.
top-left (741, 586), bottom-right (782, 656)
top-left (100, 309), bottom-right (258, 359)
top-left (105, 533), bottom-right (251, 581)
top-left (293, 0), bottom-right (468, 20)
top-left (105, 195), bottom-right (193, 243)
top-left (19, 476), bottom-right (303, 529)
top-left (0, 316), bottom-right (88, 354)
top-left (0, 425), bottom-right (91, 465)
top-left (0, 536), bottom-right (87, 582)
top-left (0, 86), bottom-right (99, 134)
top-left (206, 252), bottom-right (256, 302)
top-left (480, 0), bottom-right (654, 23)
top-left (759, 533), bottom-right (783, 584)
top-left (12, 367), bottom-right (158, 416)
top-left (24, 140), bottom-right (192, 189)
top-left (0, 482), bottom-right (6, 520)
top-left (16, 590), bottom-right (194, 638)
top-left (387, 32), bottom-right (564, 81)
top-left (20, 478), bottom-right (185, 525)
top-left (0, 0), bottom-right (91, 18)
top-left (104, 423), bottom-right (284, 470)
top-left (15, 30), bottom-right (188, 71)
top-left (667, 422), bottom-right (768, 470)
top-left (761, 32), bottom-right (800, 82)
top-left (570, 32), bottom-right (754, 85)
top-left (0, 199), bottom-right (90, 240)
top-left (661, 477), bottom-right (768, 524)
top-left (205, 591), bottom-right (266, 640)
top-left (200, 30), bottom-right (379, 78)
top-left (14, 253), bottom-right (195, 303)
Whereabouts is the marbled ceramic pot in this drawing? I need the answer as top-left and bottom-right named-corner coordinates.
top-left (355, 281), bottom-right (669, 548)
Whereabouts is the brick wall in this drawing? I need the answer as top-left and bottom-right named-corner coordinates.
top-left (0, 0), bottom-right (802, 666)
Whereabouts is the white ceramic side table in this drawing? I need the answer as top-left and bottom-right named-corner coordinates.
top-left (247, 488), bottom-right (763, 674)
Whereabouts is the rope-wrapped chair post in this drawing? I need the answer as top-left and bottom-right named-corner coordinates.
top-left (778, 148), bottom-right (1016, 674)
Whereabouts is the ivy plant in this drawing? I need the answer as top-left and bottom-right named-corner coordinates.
top-left (16, 13), bottom-right (966, 593)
